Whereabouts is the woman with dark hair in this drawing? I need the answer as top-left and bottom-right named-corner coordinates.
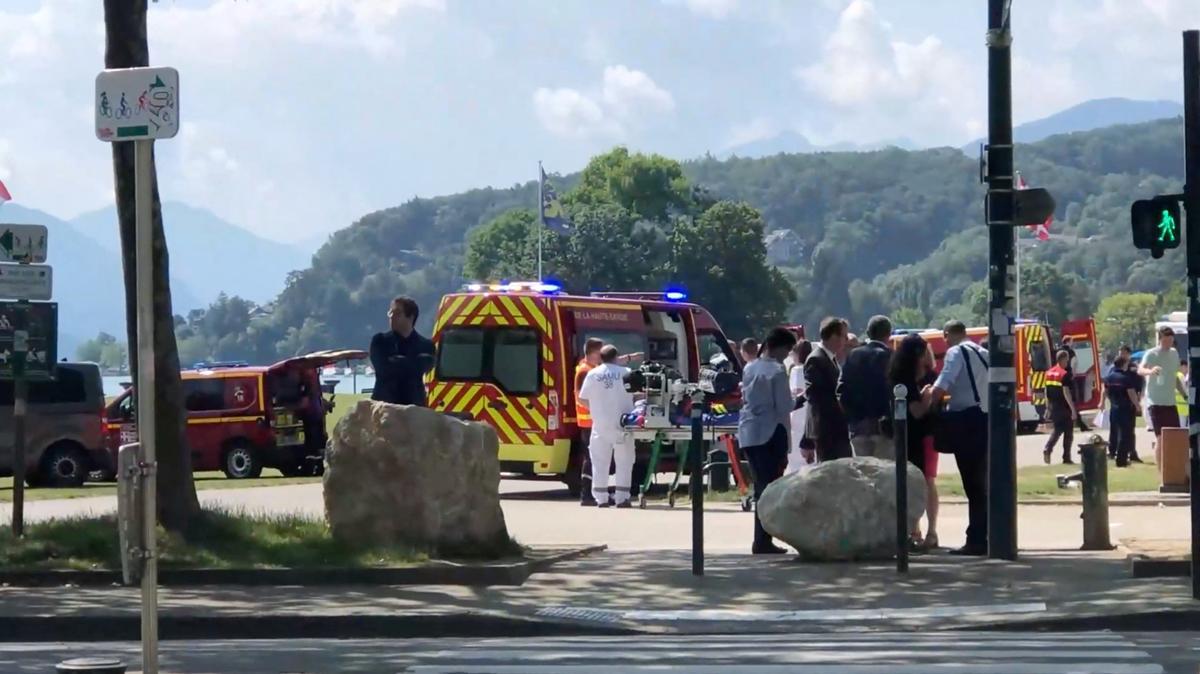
top-left (888, 333), bottom-right (938, 550)
top-left (787, 339), bottom-right (816, 474)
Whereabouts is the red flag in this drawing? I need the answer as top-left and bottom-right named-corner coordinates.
top-left (0, 179), bottom-right (10, 203)
top-left (1035, 214), bottom-right (1052, 241)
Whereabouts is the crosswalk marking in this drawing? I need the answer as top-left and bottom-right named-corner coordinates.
top-left (399, 632), bottom-right (1164, 674)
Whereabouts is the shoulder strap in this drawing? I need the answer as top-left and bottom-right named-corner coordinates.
top-left (959, 344), bottom-right (982, 405)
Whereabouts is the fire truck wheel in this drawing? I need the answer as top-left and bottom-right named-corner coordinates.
top-left (38, 442), bottom-right (90, 488)
top-left (222, 442), bottom-right (263, 479)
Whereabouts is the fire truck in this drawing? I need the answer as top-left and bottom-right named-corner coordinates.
top-left (893, 318), bottom-right (1101, 433)
top-left (426, 282), bottom-right (740, 495)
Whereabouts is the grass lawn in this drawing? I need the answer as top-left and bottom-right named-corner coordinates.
top-left (0, 471), bottom-right (322, 503)
top-left (662, 459), bottom-right (1162, 504)
top-left (934, 460), bottom-right (1161, 499)
top-left (327, 392), bottom-right (368, 434)
top-left (0, 509), bottom-right (524, 571)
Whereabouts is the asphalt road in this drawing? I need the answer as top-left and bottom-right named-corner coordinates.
top-left (5, 631), bottom-right (1197, 673)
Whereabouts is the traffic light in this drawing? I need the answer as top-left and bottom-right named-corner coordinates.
top-left (1131, 197), bottom-right (1183, 258)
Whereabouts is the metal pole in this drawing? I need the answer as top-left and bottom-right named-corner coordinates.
top-left (1182, 29), bottom-right (1200, 600)
top-left (133, 138), bottom-right (159, 674)
top-left (10, 312), bottom-right (27, 537)
top-left (893, 384), bottom-right (908, 573)
top-left (690, 402), bottom-right (704, 576)
top-left (1015, 231), bottom-right (1021, 319)
top-left (537, 161), bottom-right (544, 281)
top-left (986, 0), bottom-right (1019, 561)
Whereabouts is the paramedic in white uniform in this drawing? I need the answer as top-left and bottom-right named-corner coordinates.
top-left (578, 345), bottom-right (636, 507)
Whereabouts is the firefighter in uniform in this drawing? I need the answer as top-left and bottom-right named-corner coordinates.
top-left (578, 345), bottom-right (635, 508)
top-left (1043, 350), bottom-right (1077, 465)
top-left (575, 338), bottom-right (604, 506)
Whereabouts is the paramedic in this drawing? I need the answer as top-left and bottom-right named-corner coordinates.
top-left (1043, 350), bottom-right (1077, 465)
top-left (370, 296), bottom-right (436, 406)
top-left (578, 345), bottom-right (636, 508)
top-left (575, 338), bottom-right (604, 506)
top-left (739, 327), bottom-right (798, 555)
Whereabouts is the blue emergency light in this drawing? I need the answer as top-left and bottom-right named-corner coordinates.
top-left (664, 288), bottom-right (688, 302)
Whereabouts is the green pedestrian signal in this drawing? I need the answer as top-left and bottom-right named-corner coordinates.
top-left (1158, 209), bottom-right (1178, 243)
top-left (1131, 197), bottom-right (1182, 258)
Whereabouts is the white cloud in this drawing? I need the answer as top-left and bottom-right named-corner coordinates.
top-left (532, 88), bottom-right (618, 139)
top-left (796, 0), bottom-right (980, 145)
top-left (662, 0), bottom-right (739, 19)
top-left (601, 65), bottom-right (676, 117)
top-left (533, 66), bottom-right (675, 139)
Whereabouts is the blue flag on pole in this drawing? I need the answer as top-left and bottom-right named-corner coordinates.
top-left (539, 166), bottom-right (571, 234)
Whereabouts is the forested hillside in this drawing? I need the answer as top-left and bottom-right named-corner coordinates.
top-left (171, 117), bottom-right (1186, 363)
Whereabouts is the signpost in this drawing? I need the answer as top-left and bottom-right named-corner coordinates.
top-left (0, 264), bottom-right (52, 302)
top-left (0, 224), bottom-right (48, 263)
top-left (96, 65), bottom-right (179, 674)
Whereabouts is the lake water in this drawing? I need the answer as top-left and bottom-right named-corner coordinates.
top-left (102, 375), bottom-right (377, 397)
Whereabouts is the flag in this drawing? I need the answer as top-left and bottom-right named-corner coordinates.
top-left (1015, 171), bottom-right (1051, 241)
top-left (0, 178), bottom-right (10, 204)
top-left (539, 166), bottom-right (571, 234)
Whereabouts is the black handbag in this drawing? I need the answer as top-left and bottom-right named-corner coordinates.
top-left (933, 345), bottom-right (988, 454)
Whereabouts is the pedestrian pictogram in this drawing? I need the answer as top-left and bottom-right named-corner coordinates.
top-left (1159, 209), bottom-right (1178, 242)
top-left (1131, 196), bottom-right (1183, 258)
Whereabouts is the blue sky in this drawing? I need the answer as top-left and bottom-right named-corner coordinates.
top-left (0, 0), bottom-right (1197, 242)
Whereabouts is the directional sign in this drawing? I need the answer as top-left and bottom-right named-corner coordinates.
top-left (0, 301), bottom-right (57, 380)
top-left (0, 224), bottom-right (47, 263)
top-left (95, 67), bottom-right (180, 142)
top-left (0, 263), bottom-right (52, 301)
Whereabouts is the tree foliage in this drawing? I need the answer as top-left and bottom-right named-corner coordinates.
top-left (188, 118), bottom-right (1187, 359)
top-left (1095, 293), bottom-right (1160, 355)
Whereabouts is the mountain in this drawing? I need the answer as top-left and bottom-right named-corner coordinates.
top-left (70, 202), bottom-right (314, 306)
top-left (0, 203), bottom-right (202, 357)
top-left (725, 131), bottom-right (918, 159)
top-left (964, 97), bottom-right (1183, 150)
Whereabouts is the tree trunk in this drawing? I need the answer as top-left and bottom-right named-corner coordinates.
top-left (103, 0), bottom-right (201, 533)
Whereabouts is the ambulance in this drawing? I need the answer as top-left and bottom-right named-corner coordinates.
top-left (894, 318), bottom-right (1101, 433)
top-left (426, 282), bottom-right (741, 495)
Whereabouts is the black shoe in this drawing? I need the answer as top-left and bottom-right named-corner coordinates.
top-left (616, 500), bottom-right (632, 509)
top-left (1062, 458), bottom-right (1075, 465)
top-left (752, 543), bottom-right (788, 555)
top-left (581, 497), bottom-right (597, 507)
top-left (597, 501), bottom-right (612, 508)
top-left (1116, 461), bottom-right (1130, 468)
top-left (949, 544), bottom-right (987, 557)
top-left (1043, 450), bottom-right (1051, 465)
top-left (1130, 457), bottom-right (1145, 464)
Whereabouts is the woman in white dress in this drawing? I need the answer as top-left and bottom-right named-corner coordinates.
top-left (786, 339), bottom-right (815, 475)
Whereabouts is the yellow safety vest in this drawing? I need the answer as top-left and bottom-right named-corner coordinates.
top-left (575, 361), bottom-right (593, 428)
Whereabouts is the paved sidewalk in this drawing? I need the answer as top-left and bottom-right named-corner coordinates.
top-left (0, 549), bottom-right (1195, 637)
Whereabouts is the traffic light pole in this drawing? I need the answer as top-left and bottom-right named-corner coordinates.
top-left (986, 0), bottom-right (1019, 561)
top-left (1182, 29), bottom-right (1200, 600)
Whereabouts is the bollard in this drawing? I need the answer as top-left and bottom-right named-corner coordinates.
top-left (893, 384), bottom-right (909, 573)
top-left (56, 658), bottom-right (126, 674)
top-left (689, 403), bottom-right (704, 577)
top-left (1080, 440), bottom-right (1113, 551)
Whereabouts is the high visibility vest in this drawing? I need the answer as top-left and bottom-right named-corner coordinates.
top-left (1177, 372), bottom-right (1188, 418)
top-left (575, 360), bottom-right (593, 428)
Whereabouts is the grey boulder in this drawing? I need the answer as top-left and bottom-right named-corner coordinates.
top-left (758, 457), bottom-right (927, 561)
top-left (324, 400), bottom-right (510, 553)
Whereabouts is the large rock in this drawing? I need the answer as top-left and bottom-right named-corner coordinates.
top-left (758, 457), bottom-right (926, 561)
top-left (324, 400), bottom-right (510, 552)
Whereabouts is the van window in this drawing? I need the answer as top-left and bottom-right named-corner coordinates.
top-left (0, 367), bottom-right (87, 405)
top-left (437, 327), bottom-right (540, 395)
top-left (576, 331), bottom-right (645, 368)
top-left (184, 379), bottom-right (227, 412)
top-left (698, 331), bottom-right (738, 372)
top-left (1029, 332), bottom-right (1052, 372)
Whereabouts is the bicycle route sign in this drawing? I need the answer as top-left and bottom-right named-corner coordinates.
top-left (0, 224), bottom-right (47, 264)
top-left (95, 66), bottom-right (180, 142)
top-left (0, 301), bottom-right (58, 380)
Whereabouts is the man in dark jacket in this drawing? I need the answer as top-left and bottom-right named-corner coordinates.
top-left (838, 315), bottom-right (894, 459)
top-left (1060, 335), bottom-right (1091, 432)
top-left (370, 296), bottom-right (436, 406)
top-left (805, 317), bottom-right (852, 461)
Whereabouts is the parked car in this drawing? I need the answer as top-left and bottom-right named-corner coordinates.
top-left (102, 350), bottom-right (365, 479)
top-left (0, 362), bottom-right (106, 488)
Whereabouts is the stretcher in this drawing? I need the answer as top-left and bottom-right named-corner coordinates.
top-left (623, 424), bottom-right (751, 509)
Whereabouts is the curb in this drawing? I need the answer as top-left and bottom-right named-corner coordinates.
top-left (939, 498), bottom-right (1189, 507)
top-left (966, 608), bottom-right (1200, 633)
top-left (1127, 554), bottom-right (1190, 578)
top-left (0, 612), bottom-right (639, 643)
top-left (0, 544), bottom-right (607, 588)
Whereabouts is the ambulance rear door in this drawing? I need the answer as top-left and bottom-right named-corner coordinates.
top-left (430, 293), bottom-right (554, 449)
top-left (1061, 318), bottom-right (1103, 411)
